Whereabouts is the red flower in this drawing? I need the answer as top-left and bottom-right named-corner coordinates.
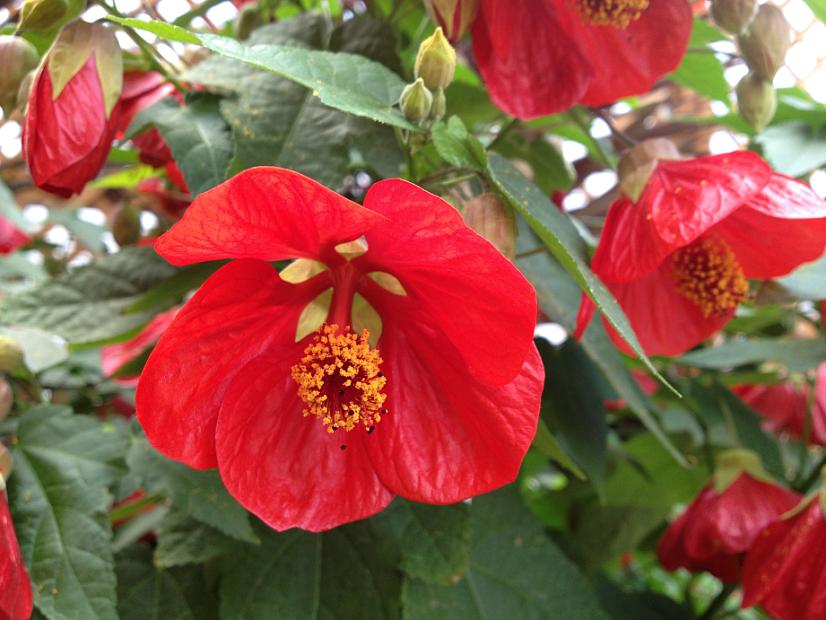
top-left (735, 364), bottom-right (826, 445)
top-left (22, 22), bottom-right (122, 198)
top-left (101, 307), bottom-right (178, 385)
top-left (578, 149), bottom-right (826, 356)
top-left (136, 167), bottom-right (543, 532)
top-left (0, 490), bottom-right (32, 620)
top-left (0, 217), bottom-right (28, 255)
top-left (471, 0), bottom-right (692, 119)
top-left (742, 495), bottom-right (826, 619)
top-left (657, 450), bottom-right (800, 583)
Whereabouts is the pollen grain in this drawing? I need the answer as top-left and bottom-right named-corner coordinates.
top-left (672, 237), bottom-right (749, 318)
top-left (291, 324), bottom-right (387, 434)
top-left (575, 0), bottom-right (649, 28)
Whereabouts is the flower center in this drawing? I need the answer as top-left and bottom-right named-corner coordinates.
top-left (672, 237), bottom-right (749, 318)
top-left (574, 0), bottom-right (649, 27)
top-left (291, 324), bottom-right (388, 434)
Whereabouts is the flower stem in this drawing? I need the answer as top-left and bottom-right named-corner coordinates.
top-left (698, 583), bottom-right (736, 620)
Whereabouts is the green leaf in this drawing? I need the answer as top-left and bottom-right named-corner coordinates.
top-left (371, 500), bottom-right (470, 585)
top-left (116, 544), bottom-right (218, 620)
top-left (219, 521), bottom-right (401, 620)
top-left (90, 165), bottom-right (158, 189)
top-left (110, 16), bottom-right (416, 130)
top-left (487, 154), bottom-right (675, 397)
top-left (803, 0), bottom-right (826, 22)
top-left (48, 208), bottom-right (106, 253)
top-left (495, 135), bottom-right (574, 194)
top-left (7, 406), bottom-right (127, 620)
top-left (536, 338), bottom-right (609, 491)
top-left (401, 488), bottom-right (606, 620)
top-left (154, 510), bottom-right (237, 568)
top-left (431, 116), bottom-right (487, 170)
top-left (516, 226), bottom-right (683, 465)
top-left (756, 254), bottom-right (826, 303)
top-left (126, 435), bottom-right (258, 543)
top-left (678, 339), bottom-right (826, 374)
top-left (135, 95), bottom-right (233, 196)
top-left (0, 247), bottom-right (178, 346)
top-left (532, 420), bottom-right (586, 480)
top-left (756, 121), bottom-right (826, 177)
top-left (671, 19), bottom-right (731, 105)
top-left (124, 261), bottom-right (224, 314)
top-left (0, 325), bottom-right (68, 372)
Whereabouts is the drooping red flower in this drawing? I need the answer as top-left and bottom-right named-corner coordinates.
top-left (0, 490), bottom-right (32, 620)
top-left (0, 217), bottom-right (29, 255)
top-left (735, 363), bottom-right (826, 445)
top-left (742, 493), bottom-right (826, 619)
top-left (101, 307), bottom-right (178, 385)
top-left (578, 147), bottom-right (826, 356)
top-left (22, 22), bottom-right (123, 198)
top-left (657, 450), bottom-right (800, 583)
top-left (116, 72), bottom-right (180, 169)
top-left (471, 0), bottom-right (692, 119)
top-left (136, 167), bottom-right (543, 532)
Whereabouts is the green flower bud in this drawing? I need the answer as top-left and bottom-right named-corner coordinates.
top-left (736, 72), bottom-right (776, 132)
top-left (710, 0), bottom-right (756, 35)
top-left (235, 3), bottom-right (262, 41)
top-left (18, 0), bottom-right (68, 33)
top-left (15, 70), bottom-right (36, 114)
top-left (414, 27), bottom-right (456, 90)
top-left (737, 4), bottom-right (791, 81)
top-left (429, 87), bottom-right (446, 121)
top-left (463, 193), bottom-right (516, 259)
top-left (0, 336), bottom-right (24, 373)
top-left (618, 138), bottom-right (681, 202)
top-left (0, 36), bottom-right (39, 116)
top-left (113, 204), bottom-right (142, 246)
top-left (400, 78), bottom-right (433, 123)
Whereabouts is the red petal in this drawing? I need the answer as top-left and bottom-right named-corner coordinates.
top-left (747, 173), bottom-right (826, 219)
top-left (362, 302), bottom-right (543, 504)
top-left (155, 167), bottom-right (386, 266)
top-left (101, 307), bottom-right (178, 377)
top-left (358, 179), bottom-right (537, 385)
top-left (0, 493), bottom-right (32, 620)
top-left (0, 218), bottom-right (29, 255)
top-left (603, 261), bottom-right (730, 357)
top-left (117, 71), bottom-right (175, 137)
top-left (136, 259), bottom-right (323, 469)
top-left (215, 351), bottom-right (394, 532)
top-left (471, 0), bottom-right (591, 119)
top-left (571, 0), bottom-right (692, 106)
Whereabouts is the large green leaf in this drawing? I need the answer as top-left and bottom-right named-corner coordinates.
top-left (219, 521), bottom-right (401, 620)
top-left (401, 488), bottom-right (606, 620)
top-left (488, 154), bottom-right (674, 395)
top-left (371, 500), bottom-right (470, 585)
top-left (134, 94), bottom-right (233, 196)
top-left (0, 247), bottom-right (178, 345)
top-left (109, 16), bottom-right (415, 131)
top-left (804, 0), bottom-right (826, 22)
top-left (671, 19), bottom-right (730, 105)
top-left (756, 121), bottom-right (826, 177)
top-left (154, 510), bottom-right (237, 568)
top-left (126, 436), bottom-right (258, 543)
top-left (116, 544), bottom-right (218, 620)
top-left (8, 406), bottom-right (127, 620)
top-left (678, 339), bottom-right (826, 373)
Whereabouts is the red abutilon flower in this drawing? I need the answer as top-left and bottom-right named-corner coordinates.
top-left (136, 167), bottom-right (543, 532)
top-left (101, 307), bottom-right (178, 386)
top-left (742, 469), bottom-right (826, 619)
top-left (0, 449), bottom-right (33, 620)
top-left (0, 217), bottom-right (29, 255)
top-left (734, 364), bottom-right (826, 445)
top-left (22, 21), bottom-right (123, 198)
top-left (471, 0), bottom-right (692, 119)
top-left (657, 449), bottom-right (800, 583)
top-left (577, 140), bottom-right (826, 357)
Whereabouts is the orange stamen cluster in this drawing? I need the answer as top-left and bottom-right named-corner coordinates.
top-left (672, 237), bottom-right (749, 318)
top-left (575, 0), bottom-right (649, 27)
top-left (291, 324), bottom-right (387, 434)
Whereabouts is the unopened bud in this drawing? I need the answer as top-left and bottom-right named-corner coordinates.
top-left (0, 379), bottom-right (11, 422)
top-left (736, 72), bottom-right (776, 132)
top-left (0, 36), bottom-right (38, 116)
top-left (414, 27), bottom-right (456, 90)
top-left (618, 138), bottom-right (681, 202)
top-left (15, 70), bottom-right (35, 114)
top-left (17, 0), bottom-right (68, 33)
top-left (234, 3), bottom-right (262, 40)
top-left (113, 204), bottom-right (142, 246)
top-left (710, 0), bottom-right (756, 35)
top-left (424, 0), bottom-right (479, 42)
top-left (463, 193), bottom-right (516, 259)
top-left (429, 87), bottom-right (446, 121)
top-left (400, 78), bottom-right (433, 123)
top-left (0, 336), bottom-right (24, 373)
top-left (737, 4), bottom-right (791, 81)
